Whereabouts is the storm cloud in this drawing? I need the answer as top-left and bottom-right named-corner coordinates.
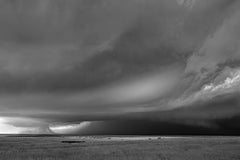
top-left (0, 0), bottom-right (240, 134)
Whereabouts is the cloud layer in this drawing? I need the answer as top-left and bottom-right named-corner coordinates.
top-left (0, 0), bottom-right (240, 134)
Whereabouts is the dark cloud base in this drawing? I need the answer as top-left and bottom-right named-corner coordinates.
top-left (72, 118), bottom-right (240, 135)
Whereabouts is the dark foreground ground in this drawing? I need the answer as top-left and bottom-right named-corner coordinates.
top-left (0, 136), bottom-right (240, 160)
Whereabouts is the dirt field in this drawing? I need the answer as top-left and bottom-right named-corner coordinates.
top-left (0, 136), bottom-right (240, 160)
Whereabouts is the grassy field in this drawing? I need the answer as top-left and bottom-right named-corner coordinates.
top-left (0, 136), bottom-right (240, 160)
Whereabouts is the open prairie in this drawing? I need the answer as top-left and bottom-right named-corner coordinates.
top-left (0, 136), bottom-right (240, 160)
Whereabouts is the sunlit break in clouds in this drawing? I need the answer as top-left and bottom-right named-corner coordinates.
top-left (0, 118), bottom-right (24, 134)
top-left (1, 0), bottom-right (240, 135)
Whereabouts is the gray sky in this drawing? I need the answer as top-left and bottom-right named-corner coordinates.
top-left (0, 0), bottom-right (240, 134)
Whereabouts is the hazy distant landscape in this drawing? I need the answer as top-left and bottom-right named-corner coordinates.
top-left (0, 136), bottom-right (240, 160)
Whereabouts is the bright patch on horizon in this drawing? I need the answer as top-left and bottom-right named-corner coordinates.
top-left (50, 121), bottom-right (91, 134)
top-left (0, 117), bottom-right (24, 134)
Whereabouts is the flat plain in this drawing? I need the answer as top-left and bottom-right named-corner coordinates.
top-left (0, 136), bottom-right (240, 160)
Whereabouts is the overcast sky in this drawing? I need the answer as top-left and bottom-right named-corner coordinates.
top-left (0, 0), bottom-right (240, 135)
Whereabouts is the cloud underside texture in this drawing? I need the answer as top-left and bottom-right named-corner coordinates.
top-left (1, 0), bottom-right (240, 134)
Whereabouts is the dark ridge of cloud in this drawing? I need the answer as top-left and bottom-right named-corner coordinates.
top-left (6, 90), bottom-right (240, 126)
top-left (69, 93), bottom-right (240, 135)
top-left (72, 119), bottom-right (240, 135)
top-left (2, 86), bottom-right (240, 135)
top-left (216, 116), bottom-right (240, 131)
